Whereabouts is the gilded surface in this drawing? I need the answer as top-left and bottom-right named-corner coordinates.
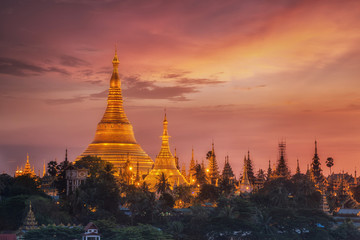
top-left (144, 114), bottom-right (189, 188)
top-left (76, 51), bottom-right (153, 173)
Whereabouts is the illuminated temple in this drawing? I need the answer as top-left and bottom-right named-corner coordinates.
top-left (76, 50), bottom-right (153, 173)
top-left (15, 154), bottom-right (36, 178)
top-left (144, 114), bottom-right (188, 188)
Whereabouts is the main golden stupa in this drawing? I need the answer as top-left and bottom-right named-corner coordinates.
top-left (76, 50), bottom-right (154, 173)
top-left (144, 114), bottom-right (188, 188)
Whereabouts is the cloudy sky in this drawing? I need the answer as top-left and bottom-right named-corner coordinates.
top-left (1, 0), bottom-right (360, 176)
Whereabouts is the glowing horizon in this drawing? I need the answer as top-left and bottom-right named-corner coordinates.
top-left (1, 0), bottom-right (360, 176)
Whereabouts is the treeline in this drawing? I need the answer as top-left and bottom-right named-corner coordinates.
top-left (1, 156), bottom-right (360, 239)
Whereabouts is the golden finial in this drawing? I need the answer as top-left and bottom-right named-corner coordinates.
top-left (112, 44), bottom-right (120, 65)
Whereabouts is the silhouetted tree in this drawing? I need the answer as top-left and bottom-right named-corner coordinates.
top-left (326, 157), bottom-right (334, 175)
top-left (218, 176), bottom-right (235, 196)
top-left (155, 172), bottom-right (170, 194)
top-left (193, 164), bottom-right (207, 186)
top-left (257, 169), bottom-right (266, 182)
top-left (198, 184), bottom-right (219, 203)
top-left (47, 161), bottom-right (58, 177)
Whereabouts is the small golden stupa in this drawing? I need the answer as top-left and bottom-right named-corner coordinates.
top-left (144, 113), bottom-right (188, 188)
top-left (22, 202), bottom-right (38, 230)
top-left (15, 154), bottom-right (36, 178)
top-left (76, 49), bottom-right (153, 174)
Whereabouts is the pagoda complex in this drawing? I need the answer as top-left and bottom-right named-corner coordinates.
top-left (76, 50), bottom-right (153, 173)
top-left (144, 114), bottom-right (188, 188)
top-left (15, 154), bottom-right (36, 178)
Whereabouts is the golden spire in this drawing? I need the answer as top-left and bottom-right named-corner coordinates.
top-left (43, 161), bottom-right (46, 177)
top-left (76, 51), bottom-right (154, 174)
top-left (190, 147), bottom-right (195, 169)
top-left (144, 113), bottom-right (188, 188)
top-left (157, 112), bottom-right (172, 158)
top-left (100, 48), bottom-right (129, 123)
top-left (24, 153), bottom-right (32, 174)
top-left (355, 166), bottom-right (357, 185)
top-left (241, 155), bottom-right (250, 184)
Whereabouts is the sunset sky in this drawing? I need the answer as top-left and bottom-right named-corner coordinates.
top-left (1, 0), bottom-right (360, 176)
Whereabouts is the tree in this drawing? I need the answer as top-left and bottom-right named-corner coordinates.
top-left (198, 184), bottom-right (220, 203)
top-left (68, 157), bottom-right (120, 223)
top-left (252, 176), bottom-right (321, 209)
top-left (326, 157), bottom-right (334, 175)
top-left (155, 172), bottom-right (171, 195)
top-left (47, 161), bottom-right (58, 177)
top-left (206, 151), bottom-right (213, 160)
top-left (0, 195), bottom-right (27, 230)
top-left (11, 175), bottom-right (42, 196)
top-left (218, 176), bottom-right (235, 196)
top-left (158, 192), bottom-right (175, 211)
top-left (74, 155), bottom-right (107, 177)
top-left (54, 159), bottom-right (71, 198)
top-left (24, 225), bottom-right (83, 240)
top-left (125, 189), bottom-right (156, 224)
top-left (331, 219), bottom-right (360, 240)
top-left (193, 164), bottom-right (207, 186)
top-left (112, 224), bottom-right (172, 240)
top-left (173, 185), bottom-right (193, 207)
top-left (257, 169), bottom-right (266, 182)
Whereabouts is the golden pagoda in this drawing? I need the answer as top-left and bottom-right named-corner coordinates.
top-left (15, 154), bottom-right (36, 178)
top-left (188, 148), bottom-right (196, 184)
top-left (22, 202), bottom-right (38, 230)
top-left (237, 156), bottom-right (252, 193)
top-left (76, 50), bottom-right (153, 174)
top-left (144, 114), bottom-right (188, 188)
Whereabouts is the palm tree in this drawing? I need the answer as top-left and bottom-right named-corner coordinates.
top-left (326, 157), bottom-right (334, 175)
top-left (155, 172), bottom-right (171, 194)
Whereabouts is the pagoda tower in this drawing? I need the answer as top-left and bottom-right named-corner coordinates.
top-left (296, 159), bottom-right (301, 175)
top-left (188, 148), bottom-right (196, 184)
top-left (22, 202), bottom-right (38, 230)
top-left (310, 140), bottom-right (322, 182)
top-left (76, 50), bottom-right (153, 173)
top-left (207, 142), bottom-right (220, 184)
top-left (15, 154), bottom-right (36, 178)
top-left (144, 114), bottom-right (188, 188)
top-left (238, 157), bottom-right (252, 193)
top-left (222, 155), bottom-right (235, 181)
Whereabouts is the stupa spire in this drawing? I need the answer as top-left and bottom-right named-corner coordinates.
top-left (241, 155), bottom-right (250, 184)
top-left (355, 166), bottom-right (357, 185)
top-left (158, 112), bottom-right (172, 158)
top-left (76, 51), bottom-right (153, 174)
top-left (65, 148), bottom-right (68, 163)
top-left (144, 113), bottom-right (188, 188)
top-left (296, 159), bottom-right (301, 175)
top-left (100, 49), bottom-right (128, 123)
